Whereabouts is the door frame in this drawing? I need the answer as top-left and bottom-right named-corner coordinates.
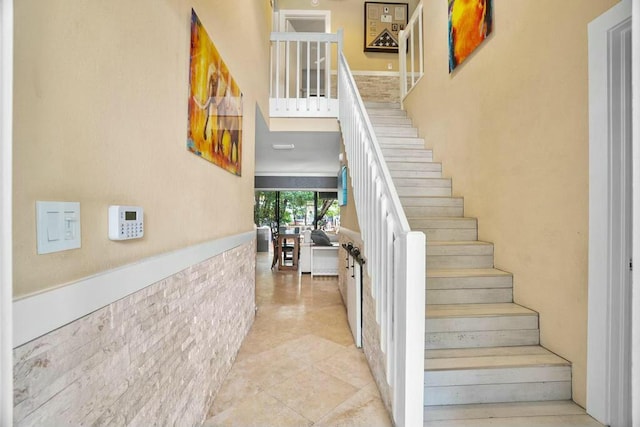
top-left (0, 0), bottom-right (13, 424)
top-left (632, 1), bottom-right (639, 423)
top-left (586, 0), bottom-right (632, 425)
top-left (277, 9), bottom-right (331, 33)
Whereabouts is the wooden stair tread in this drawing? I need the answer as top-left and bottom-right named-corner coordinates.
top-left (425, 346), bottom-right (570, 371)
top-left (424, 400), bottom-right (591, 423)
top-left (366, 99), bottom-right (575, 413)
top-left (364, 101), bottom-right (400, 109)
top-left (427, 268), bottom-right (511, 279)
top-left (382, 145), bottom-right (429, 150)
top-left (427, 241), bottom-right (493, 247)
top-left (377, 136), bottom-right (424, 144)
top-left (426, 303), bottom-right (536, 318)
top-left (427, 346), bottom-right (552, 359)
top-left (401, 196), bottom-right (463, 205)
top-left (410, 217), bottom-right (477, 228)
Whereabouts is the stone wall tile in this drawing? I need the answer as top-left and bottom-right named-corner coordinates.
top-left (13, 240), bottom-right (256, 425)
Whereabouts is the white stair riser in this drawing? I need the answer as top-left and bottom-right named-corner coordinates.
top-left (378, 137), bottom-right (424, 145)
top-left (420, 229), bottom-right (478, 241)
top-left (427, 289), bottom-right (513, 305)
top-left (394, 178), bottom-right (450, 188)
top-left (381, 143), bottom-right (425, 150)
top-left (387, 161), bottom-right (435, 171)
top-left (388, 161), bottom-right (440, 171)
top-left (366, 101), bottom-right (573, 413)
top-left (426, 242), bottom-right (493, 268)
top-left (398, 187), bottom-right (452, 197)
top-left (427, 255), bottom-right (494, 269)
top-left (405, 206), bottom-right (463, 217)
top-left (386, 156), bottom-right (434, 164)
top-left (425, 330), bottom-right (540, 349)
top-left (382, 148), bottom-right (433, 157)
top-left (401, 196), bottom-right (462, 206)
top-left (370, 117), bottom-right (413, 126)
top-left (424, 382), bottom-right (572, 406)
top-left (426, 315), bottom-right (538, 333)
top-left (410, 218), bottom-right (477, 229)
top-left (423, 401), bottom-right (594, 422)
top-left (392, 171), bottom-right (443, 180)
top-left (425, 366), bottom-right (571, 387)
top-left (427, 243), bottom-right (493, 256)
top-left (395, 178), bottom-right (451, 188)
top-left (367, 109), bottom-right (407, 117)
top-left (427, 275), bottom-right (512, 290)
top-left (364, 102), bottom-right (401, 109)
top-left (374, 127), bottom-right (419, 137)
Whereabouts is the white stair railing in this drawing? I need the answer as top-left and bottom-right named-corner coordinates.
top-left (269, 30), bottom-right (342, 118)
top-left (399, 1), bottom-right (424, 106)
top-left (338, 52), bottom-right (425, 427)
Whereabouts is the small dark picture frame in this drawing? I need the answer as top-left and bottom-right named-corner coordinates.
top-left (364, 2), bottom-right (408, 53)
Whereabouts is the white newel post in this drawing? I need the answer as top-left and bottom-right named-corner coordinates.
top-left (393, 231), bottom-right (426, 426)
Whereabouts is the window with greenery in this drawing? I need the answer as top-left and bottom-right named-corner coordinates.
top-left (254, 191), bottom-right (339, 230)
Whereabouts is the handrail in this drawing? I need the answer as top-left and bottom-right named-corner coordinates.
top-left (399, 1), bottom-right (424, 106)
top-left (338, 51), bottom-right (425, 427)
top-left (269, 30), bottom-right (342, 118)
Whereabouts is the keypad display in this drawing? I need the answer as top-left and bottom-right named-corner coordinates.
top-left (109, 206), bottom-right (144, 240)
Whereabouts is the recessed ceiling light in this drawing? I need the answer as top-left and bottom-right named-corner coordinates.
top-left (272, 144), bottom-right (295, 150)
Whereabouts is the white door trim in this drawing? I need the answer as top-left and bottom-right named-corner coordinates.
top-left (0, 0), bottom-right (13, 424)
top-left (586, 1), bottom-right (632, 425)
top-left (631, 1), bottom-right (639, 423)
top-left (278, 9), bottom-right (331, 33)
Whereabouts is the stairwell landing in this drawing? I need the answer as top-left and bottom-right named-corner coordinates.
top-left (364, 101), bottom-right (603, 427)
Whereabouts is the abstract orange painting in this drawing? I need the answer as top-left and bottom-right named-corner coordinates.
top-left (187, 9), bottom-right (243, 176)
top-left (448, 0), bottom-right (493, 72)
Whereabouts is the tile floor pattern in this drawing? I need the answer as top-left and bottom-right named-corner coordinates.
top-left (203, 253), bottom-right (392, 427)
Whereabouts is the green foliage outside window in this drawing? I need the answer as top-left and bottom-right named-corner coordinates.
top-left (254, 191), bottom-right (338, 228)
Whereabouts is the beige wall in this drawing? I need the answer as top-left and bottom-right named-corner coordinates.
top-left (403, 0), bottom-right (618, 407)
top-left (13, 0), bottom-right (271, 297)
top-left (277, 0), bottom-right (417, 71)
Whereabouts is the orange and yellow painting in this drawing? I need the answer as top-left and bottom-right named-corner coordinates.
top-left (448, 0), bottom-right (493, 72)
top-left (187, 9), bottom-right (243, 176)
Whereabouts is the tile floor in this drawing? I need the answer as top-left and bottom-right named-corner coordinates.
top-left (203, 252), bottom-right (392, 427)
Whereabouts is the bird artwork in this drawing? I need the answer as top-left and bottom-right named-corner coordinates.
top-left (448, 0), bottom-right (493, 72)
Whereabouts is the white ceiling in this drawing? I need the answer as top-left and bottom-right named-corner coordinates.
top-left (255, 109), bottom-right (340, 177)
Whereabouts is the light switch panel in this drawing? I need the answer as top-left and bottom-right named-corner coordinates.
top-left (36, 201), bottom-right (81, 254)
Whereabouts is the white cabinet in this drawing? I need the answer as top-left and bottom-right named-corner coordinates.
top-left (311, 245), bottom-right (339, 276)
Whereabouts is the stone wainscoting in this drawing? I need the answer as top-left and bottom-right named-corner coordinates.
top-left (337, 229), bottom-right (392, 416)
top-left (13, 239), bottom-right (256, 426)
top-left (327, 72), bottom-right (401, 103)
top-left (353, 74), bottom-right (400, 103)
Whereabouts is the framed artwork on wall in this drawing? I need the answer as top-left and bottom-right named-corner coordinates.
top-left (187, 9), bottom-right (243, 176)
top-left (448, 0), bottom-right (493, 72)
top-left (364, 2), bottom-right (408, 53)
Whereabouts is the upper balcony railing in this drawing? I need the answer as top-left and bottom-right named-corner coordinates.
top-left (399, 1), bottom-right (424, 106)
top-left (269, 30), bottom-right (343, 118)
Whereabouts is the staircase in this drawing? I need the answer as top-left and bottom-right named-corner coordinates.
top-left (364, 102), bottom-right (602, 426)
